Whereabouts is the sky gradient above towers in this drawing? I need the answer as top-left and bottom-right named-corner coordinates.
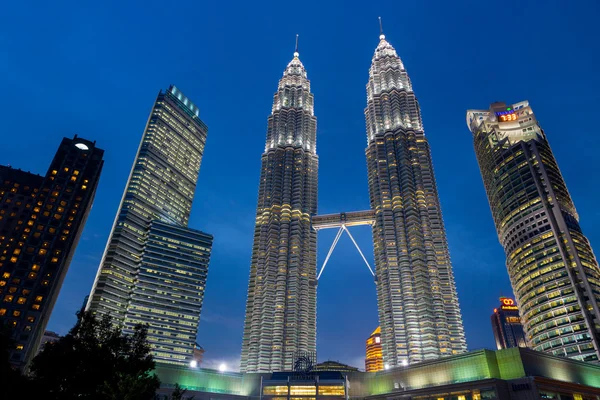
top-left (0, 0), bottom-right (599, 370)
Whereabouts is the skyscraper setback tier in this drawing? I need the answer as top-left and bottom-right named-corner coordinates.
top-left (87, 86), bottom-right (213, 366)
top-left (365, 33), bottom-right (467, 366)
top-left (467, 101), bottom-right (600, 363)
top-left (0, 136), bottom-right (104, 368)
top-left (241, 49), bottom-right (318, 372)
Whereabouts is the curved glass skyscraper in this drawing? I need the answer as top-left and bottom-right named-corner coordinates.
top-left (365, 32), bottom-right (467, 366)
top-left (467, 101), bottom-right (600, 362)
top-left (241, 49), bottom-right (318, 372)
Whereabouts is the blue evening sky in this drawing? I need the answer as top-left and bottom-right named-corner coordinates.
top-left (1, 1), bottom-right (599, 370)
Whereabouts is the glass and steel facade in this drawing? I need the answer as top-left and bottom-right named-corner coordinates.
top-left (491, 297), bottom-right (527, 350)
top-left (365, 33), bottom-right (467, 367)
top-left (241, 50), bottom-right (318, 372)
top-left (0, 136), bottom-right (104, 368)
top-left (87, 86), bottom-right (212, 366)
top-left (124, 220), bottom-right (212, 365)
top-left (467, 101), bottom-right (600, 362)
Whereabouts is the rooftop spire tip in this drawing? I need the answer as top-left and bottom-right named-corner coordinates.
top-left (294, 34), bottom-right (299, 58)
top-left (378, 16), bottom-right (385, 40)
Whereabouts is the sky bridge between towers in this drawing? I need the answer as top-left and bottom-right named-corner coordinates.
top-left (311, 210), bottom-right (376, 281)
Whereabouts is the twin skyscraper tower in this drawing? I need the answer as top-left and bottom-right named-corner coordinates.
top-left (240, 30), bottom-right (467, 372)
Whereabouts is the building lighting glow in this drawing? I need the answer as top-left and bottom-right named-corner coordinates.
top-left (402, 360), bottom-right (408, 366)
top-left (190, 360), bottom-right (198, 368)
top-left (218, 363), bottom-right (227, 372)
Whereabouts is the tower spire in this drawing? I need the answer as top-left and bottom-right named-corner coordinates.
top-left (294, 34), bottom-right (299, 58)
top-left (378, 16), bottom-right (385, 40)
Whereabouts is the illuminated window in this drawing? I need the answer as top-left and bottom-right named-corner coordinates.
top-left (17, 297), bottom-right (26, 304)
top-left (22, 289), bottom-right (30, 295)
top-left (1, 273), bottom-right (9, 279)
top-left (0, 281), bottom-right (5, 287)
top-left (290, 386), bottom-right (316, 396)
top-left (31, 304), bottom-right (40, 310)
top-left (35, 296), bottom-right (43, 302)
top-left (28, 272), bottom-right (37, 280)
top-left (73, 170), bottom-right (79, 176)
top-left (51, 257), bottom-right (59, 263)
top-left (13, 249), bottom-right (21, 255)
top-left (51, 170), bottom-right (57, 175)
top-left (318, 386), bottom-right (345, 396)
top-left (39, 249), bottom-right (47, 256)
top-left (4, 295), bottom-right (14, 303)
top-left (0, 309), bottom-right (6, 316)
top-left (8, 287), bottom-right (17, 294)
top-left (81, 185), bottom-right (87, 190)
top-left (12, 310), bottom-right (20, 317)
top-left (63, 168), bottom-right (69, 172)
top-left (16, 344), bottom-right (23, 351)
top-left (32, 264), bottom-right (40, 271)
top-left (27, 316), bottom-right (35, 323)
top-left (42, 280), bottom-right (49, 286)
top-left (10, 257), bottom-right (17, 263)
top-left (263, 386), bottom-right (288, 396)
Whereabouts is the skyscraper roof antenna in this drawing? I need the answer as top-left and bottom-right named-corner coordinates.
top-left (294, 34), bottom-right (299, 58)
top-left (378, 16), bottom-right (385, 40)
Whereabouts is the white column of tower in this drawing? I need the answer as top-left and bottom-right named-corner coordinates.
top-left (241, 45), bottom-right (318, 372)
top-left (365, 27), bottom-right (467, 367)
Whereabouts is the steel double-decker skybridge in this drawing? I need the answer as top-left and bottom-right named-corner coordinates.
top-left (311, 210), bottom-right (376, 281)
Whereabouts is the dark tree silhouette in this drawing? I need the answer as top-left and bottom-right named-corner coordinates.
top-left (28, 311), bottom-right (160, 399)
top-left (0, 321), bottom-right (29, 398)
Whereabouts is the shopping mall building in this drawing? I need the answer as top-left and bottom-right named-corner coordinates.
top-left (155, 347), bottom-right (600, 400)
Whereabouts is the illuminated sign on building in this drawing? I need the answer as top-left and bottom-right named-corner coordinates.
top-left (495, 107), bottom-right (517, 122)
top-left (500, 297), bottom-right (518, 311)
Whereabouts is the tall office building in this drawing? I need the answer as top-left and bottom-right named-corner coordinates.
top-left (365, 30), bottom-right (467, 367)
top-left (491, 297), bottom-right (527, 350)
top-left (365, 326), bottom-right (384, 372)
top-left (467, 101), bottom-right (600, 362)
top-left (241, 46), bottom-right (318, 372)
top-left (88, 86), bottom-right (213, 366)
top-left (0, 136), bottom-right (104, 368)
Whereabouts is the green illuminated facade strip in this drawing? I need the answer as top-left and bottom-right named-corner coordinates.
top-left (155, 348), bottom-right (600, 398)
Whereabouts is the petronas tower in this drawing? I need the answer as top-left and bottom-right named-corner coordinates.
top-left (241, 27), bottom-right (467, 372)
top-left (365, 31), bottom-right (467, 366)
top-left (241, 46), bottom-right (318, 372)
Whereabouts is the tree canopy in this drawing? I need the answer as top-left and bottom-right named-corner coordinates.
top-left (28, 311), bottom-right (160, 399)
